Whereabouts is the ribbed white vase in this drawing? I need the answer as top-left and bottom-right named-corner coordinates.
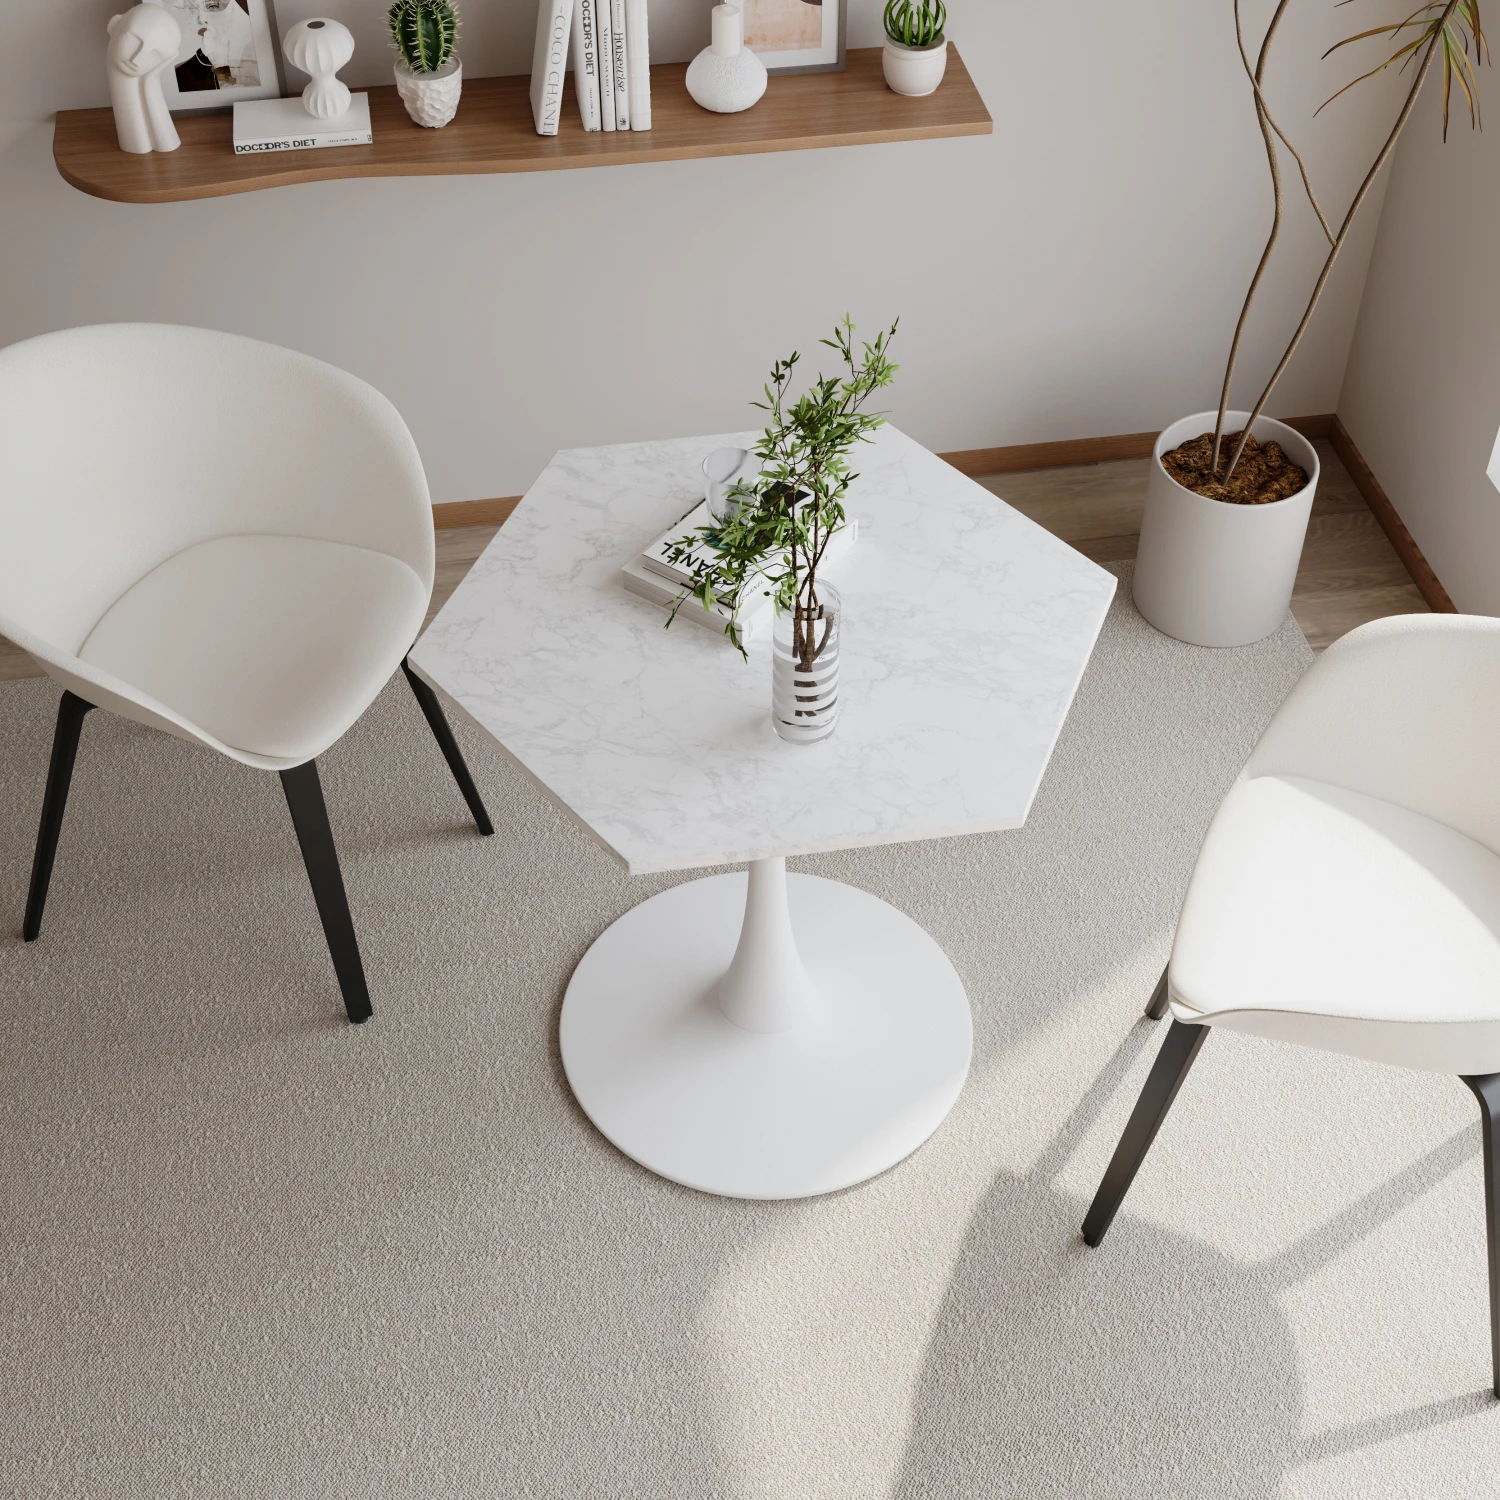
top-left (772, 583), bottom-right (841, 745)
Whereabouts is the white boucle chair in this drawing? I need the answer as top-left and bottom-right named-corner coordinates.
top-left (0, 323), bottom-right (493, 1024)
top-left (1082, 613), bottom-right (1500, 1395)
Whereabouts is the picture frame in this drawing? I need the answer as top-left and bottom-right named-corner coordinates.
top-left (739, 0), bottom-right (846, 76)
top-left (156, 0), bottom-right (287, 114)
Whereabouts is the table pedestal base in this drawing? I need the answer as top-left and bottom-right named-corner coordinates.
top-left (560, 859), bottom-right (973, 1199)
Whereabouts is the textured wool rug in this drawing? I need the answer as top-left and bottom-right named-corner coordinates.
top-left (1, 566), bottom-right (1494, 1499)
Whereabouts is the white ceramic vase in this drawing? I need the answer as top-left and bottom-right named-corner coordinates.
top-left (883, 36), bottom-right (947, 96)
top-left (394, 58), bottom-right (462, 127)
top-left (283, 17), bottom-right (355, 120)
top-left (1132, 410), bottom-right (1320, 648)
top-left (687, 4), bottom-right (767, 114)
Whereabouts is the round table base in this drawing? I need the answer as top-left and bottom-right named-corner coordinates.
top-left (560, 871), bottom-right (973, 1199)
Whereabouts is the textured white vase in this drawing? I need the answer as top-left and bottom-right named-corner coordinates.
top-left (283, 18), bottom-right (355, 120)
top-left (394, 58), bottom-right (462, 127)
top-left (1132, 410), bottom-right (1320, 648)
top-left (686, 4), bottom-right (767, 115)
top-left (882, 36), bottom-right (947, 96)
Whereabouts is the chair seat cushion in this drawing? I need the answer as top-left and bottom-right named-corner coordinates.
top-left (78, 534), bottom-right (428, 765)
top-left (1169, 774), bottom-right (1500, 1073)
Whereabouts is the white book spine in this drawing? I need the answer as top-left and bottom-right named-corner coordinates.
top-left (571, 0), bottom-right (602, 130)
top-left (596, 0), bottom-right (616, 130)
top-left (609, 0), bottom-right (630, 131)
top-left (624, 0), bottom-right (650, 130)
top-left (529, 0), bottom-right (574, 136)
top-left (233, 130), bottom-right (370, 153)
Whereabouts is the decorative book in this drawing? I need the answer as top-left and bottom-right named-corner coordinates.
top-left (609, 0), bottom-right (630, 131)
top-left (530, 0), bottom-right (574, 135)
top-left (572, 0), bottom-right (603, 131)
top-left (232, 95), bottom-right (372, 153)
top-left (624, 0), bottom-right (651, 130)
top-left (622, 500), bottom-right (857, 642)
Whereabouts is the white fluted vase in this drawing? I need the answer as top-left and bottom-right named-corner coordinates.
top-left (772, 583), bottom-right (840, 745)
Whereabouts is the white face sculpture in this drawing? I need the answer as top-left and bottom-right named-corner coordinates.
top-left (107, 4), bottom-right (184, 78)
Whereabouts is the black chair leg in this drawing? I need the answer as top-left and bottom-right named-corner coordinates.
top-left (23, 690), bottom-right (95, 942)
top-left (1082, 1019), bottom-right (1210, 1247)
top-left (279, 760), bottom-right (372, 1024)
top-left (402, 658), bottom-right (494, 836)
top-left (1144, 965), bottom-right (1171, 1020)
top-left (1462, 1073), bottom-right (1500, 1398)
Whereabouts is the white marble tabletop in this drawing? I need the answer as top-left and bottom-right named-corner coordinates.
top-left (411, 425), bottom-right (1115, 875)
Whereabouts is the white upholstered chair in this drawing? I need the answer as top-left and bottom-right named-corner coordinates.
top-left (0, 323), bottom-right (493, 1024)
top-left (1082, 612), bottom-right (1500, 1394)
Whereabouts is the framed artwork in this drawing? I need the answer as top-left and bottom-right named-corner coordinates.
top-left (740, 0), bottom-right (846, 75)
top-left (157, 0), bottom-right (286, 113)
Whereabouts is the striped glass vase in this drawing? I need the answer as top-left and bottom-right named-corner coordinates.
top-left (771, 583), bottom-right (841, 745)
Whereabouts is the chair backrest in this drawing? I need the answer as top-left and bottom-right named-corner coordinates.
top-left (0, 323), bottom-right (434, 663)
top-left (1243, 613), bottom-right (1500, 858)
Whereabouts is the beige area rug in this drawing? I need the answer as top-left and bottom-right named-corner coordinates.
top-left (1, 565), bottom-right (1493, 1499)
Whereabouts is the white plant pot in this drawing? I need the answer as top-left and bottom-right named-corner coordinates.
top-left (394, 57), bottom-right (462, 128)
top-left (1132, 410), bottom-right (1318, 648)
top-left (882, 36), bottom-right (947, 96)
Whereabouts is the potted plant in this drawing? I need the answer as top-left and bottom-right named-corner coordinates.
top-left (1133, 0), bottom-right (1486, 646)
top-left (389, 0), bottom-right (462, 128)
top-left (882, 0), bottom-right (947, 96)
top-left (666, 316), bottom-right (899, 745)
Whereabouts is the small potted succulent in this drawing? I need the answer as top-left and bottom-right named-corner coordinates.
top-left (389, 0), bottom-right (462, 128)
top-left (882, 0), bottom-right (947, 97)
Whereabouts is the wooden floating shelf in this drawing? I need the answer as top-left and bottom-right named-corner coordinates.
top-left (54, 46), bottom-right (990, 205)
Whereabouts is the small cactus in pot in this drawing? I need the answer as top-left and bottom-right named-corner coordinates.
top-left (882, 0), bottom-right (948, 96)
top-left (389, 0), bottom-right (463, 127)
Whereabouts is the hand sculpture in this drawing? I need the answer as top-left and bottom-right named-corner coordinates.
top-left (106, 3), bottom-right (183, 154)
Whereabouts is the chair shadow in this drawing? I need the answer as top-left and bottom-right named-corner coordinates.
top-left (890, 1023), bottom-right (1497, 1499)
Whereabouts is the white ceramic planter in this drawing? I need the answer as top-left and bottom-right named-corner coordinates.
top-left (394, 57), bottom-right (462, 128)
top-left (883, 36), bottom-right (947, 96)
top-left (1132, 409), bottom-right (1319, 648)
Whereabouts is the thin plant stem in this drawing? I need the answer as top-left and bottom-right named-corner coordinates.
top-left (1213, 0), bottom-right (1294, 472)
top-left (1225, 0), bottom-right (1460, 479)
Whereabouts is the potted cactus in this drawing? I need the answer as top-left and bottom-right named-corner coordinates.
top-left (389, 0), bottom-right (462, 128)
top-left (882, 0), bottom-right (947, 96)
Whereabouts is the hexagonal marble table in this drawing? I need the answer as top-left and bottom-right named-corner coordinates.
top-left (411, 425), bottom-right (1115, 1199)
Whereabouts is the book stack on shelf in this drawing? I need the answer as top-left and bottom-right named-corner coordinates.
top-left (530, 0), bottom-right (652, 136)
top-left (620, 501), bottom-right (857, 644)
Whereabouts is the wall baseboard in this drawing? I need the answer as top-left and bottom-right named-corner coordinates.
top-left (432, 415), bottom-right (1341, 527)
top-left (934, 414), bottom-right (1335, 477)
top-left (1328, 416), bottom-right (1456, 614)
top-left (431, 412), bottom-right (1452, 618)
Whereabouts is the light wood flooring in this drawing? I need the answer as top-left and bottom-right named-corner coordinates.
top-left (0, 439), bottom-right (1425, 686)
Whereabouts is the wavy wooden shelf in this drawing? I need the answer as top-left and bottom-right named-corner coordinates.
top-left (54, 46), bottom-right (989, 204)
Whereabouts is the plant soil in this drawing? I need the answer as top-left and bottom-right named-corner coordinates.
top-left (1161, 431), bottom-right (1309, 504)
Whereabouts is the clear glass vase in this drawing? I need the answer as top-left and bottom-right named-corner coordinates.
top-left (772, 582), bottom-right (841, 745)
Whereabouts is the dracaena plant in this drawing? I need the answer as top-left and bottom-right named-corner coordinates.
top-left (1212, 0), bottom-right (1486, 482)
top-left (665, 316), bottom-right (900, 660)
top-left (884, 0), bottom-right (946, 48)
top-left (388, 0), bottom-right (459, 73)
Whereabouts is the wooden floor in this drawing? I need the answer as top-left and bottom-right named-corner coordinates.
top-left (0, 439), bottom-right (1425, 685)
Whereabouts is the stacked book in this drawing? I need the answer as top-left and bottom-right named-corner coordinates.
top-left (530, 0), bottom-right (651, 135)
top-left (621, 501), bottom-right (858, 644)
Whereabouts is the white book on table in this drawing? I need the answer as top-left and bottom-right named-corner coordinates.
top-left (623, 500), bottom-right (858, 643)
top-left (571, 0), bottom-right (602, 130)
top-left (609, 0), bottom-right (630, 131)
top-left (596, 0), bottom-right (617, 130)
top-left (624, 0), bottom-right (651, 129)
top-left (529, 0), bottom-right (574, 136)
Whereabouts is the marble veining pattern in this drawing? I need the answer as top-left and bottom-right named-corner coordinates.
top-left (411, 426), bottom-right (1116, 874)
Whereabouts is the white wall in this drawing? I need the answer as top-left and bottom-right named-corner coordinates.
top-left (2, 0), bottom-right (1404, 504)
top-left (1337, 80), bottom-right (1500, 614)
